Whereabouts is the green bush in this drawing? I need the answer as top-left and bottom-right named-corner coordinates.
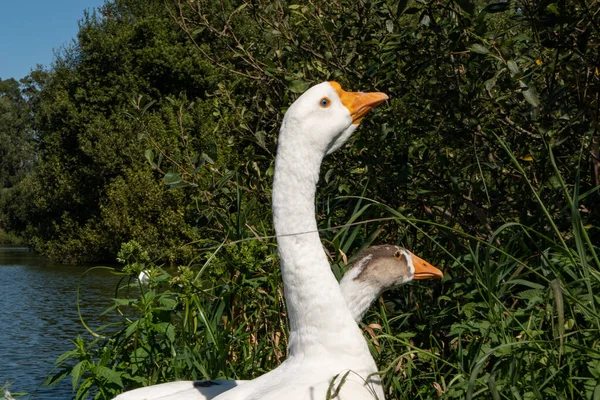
top-left (0, 228), bottom-right (22, 245)
top-left (48, 239), bottom-right (285, 400)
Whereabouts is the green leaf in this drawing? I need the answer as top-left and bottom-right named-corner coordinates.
top-left (163, 171), bottom-right (182, 185)
top-left (523, 86), bottom-right (540, 107)
top-left (551, 279), bottom-right (565, 354)
top-left (513, 34), bottom-right (532, 42)
top-left (488, 373), bottom-right (501, 400)
top-left (71, 361), bottom-right (88, 391)
top-left (338, 184), bottom-right (350, 193)
top-left (125, 319), bottom-right (140, 338)
top-left (323, 20), bottom-right (334, 33)
top-left (468, 44), bottom-right (489, 54)
top-left (76, 378), bottom-right (93, 400)
top-left (549, 175), bottom-right (561, 188)
top-left (385, 20), bottom-right (394, 33)
top-left (325, 168), bottom-right (336, 183)
top-left (94, 365), bottom-right (124, 387)
top-left (254, 130), bottom-right (267, 151)
top-left (593, 385), bottom-right (600, 400)
top-left (165, 324), bottom-right (176, 342)
top-left (55, 348), bottom-right (79, 365)
top-left (485, 76), bottom-right (498, 92)
top-left (140, 99), bottom-right (156, 115)
top-left (505, 279), bottom-right (545, 290)
top-left (288, 80), bottom-right (310, 93)
top-left (481, 2), bottom-right (510, 13)
top-left (144, 149), bottom-right (155, 167)
top-left (160, 297), bottom-right (178, 309)
top-left (133, 346), bottom-right (150, 360)
top-left (507, 60), bottom-right (520, 75)
top-left (547, 3), bottom-right (559, 14)
top-left (113, 298), bottom-right (135, 306)
top-left (201, 152), bottom-right (214, 164)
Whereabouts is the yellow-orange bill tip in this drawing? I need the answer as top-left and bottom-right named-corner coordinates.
top-left (411, 253), bottom-right (443, 280)
top-left (329, 81), bottom-right (389, 125)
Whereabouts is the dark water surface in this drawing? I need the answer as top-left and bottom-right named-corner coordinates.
top-left (0, 246), bottom-right (122, 399)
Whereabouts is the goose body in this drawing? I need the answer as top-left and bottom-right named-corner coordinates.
top-left (114, 380), bottom-right (242, 400)
top-left (114, 246), bottom-right (442, 400)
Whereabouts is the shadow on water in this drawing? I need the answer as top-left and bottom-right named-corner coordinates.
top-left (0, 246), bottom-right (123, 399)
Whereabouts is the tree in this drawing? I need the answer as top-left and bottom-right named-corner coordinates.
top-left (0, 77), bottom-right (35, 236)
top-left (0, 78), bottom-right (34, 189)
top-left (3, 0), bottom-right (234, 262)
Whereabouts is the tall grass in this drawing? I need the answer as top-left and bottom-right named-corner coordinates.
top-left (47, 141), bottom-right (599, 399)
top-left (361, 138), bottom-right (600, 399)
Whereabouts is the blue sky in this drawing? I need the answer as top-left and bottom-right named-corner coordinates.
top-left (0, 0), bottom-right (106, 81)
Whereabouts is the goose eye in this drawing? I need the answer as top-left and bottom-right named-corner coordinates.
top-left (319, 97), bottom-right (331, 108)
top-left (394, 250), bottom-right (402, 259)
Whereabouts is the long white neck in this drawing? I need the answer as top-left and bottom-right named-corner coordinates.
top-left (272, 119), bottom-right (368, 356)
top-left (340, 268), bottom-right (381, 322)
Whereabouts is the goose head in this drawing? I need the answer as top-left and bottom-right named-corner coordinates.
top-left (349, 245), bottom-right (443, 288)
top-left (280, 81), bottom-right (388, 156)
top-left (340, 245), bottom-right (443, 321)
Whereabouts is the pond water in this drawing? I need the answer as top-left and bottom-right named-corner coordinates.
top-left (0, 246), bottom-right (122, 399)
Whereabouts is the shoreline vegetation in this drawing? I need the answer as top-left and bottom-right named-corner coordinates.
top-left (1, 0), bottom-right (599, 399)
top-left (0, 229), bottom-right (23, 246)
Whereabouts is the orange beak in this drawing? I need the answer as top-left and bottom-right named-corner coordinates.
top-left (330, 81), bottom-right (389, 125)
top-left (410, 253), bottom-right (443, 280)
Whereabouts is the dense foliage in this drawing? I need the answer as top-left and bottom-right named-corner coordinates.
top-left (1, 0), bottom-right (599, 398)
top-left (0, 77), bottom-right (35, 244)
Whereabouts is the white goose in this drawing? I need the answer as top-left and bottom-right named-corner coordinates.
top-left (114, 246), bottom-right (443, 400)
top-left (215, 81), bottom-right (390, 400)
top-left (119, 81), bottom-right (388, 400)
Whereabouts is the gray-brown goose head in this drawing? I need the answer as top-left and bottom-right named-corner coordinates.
top-left (339, 245), bottom-right (443, 322)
